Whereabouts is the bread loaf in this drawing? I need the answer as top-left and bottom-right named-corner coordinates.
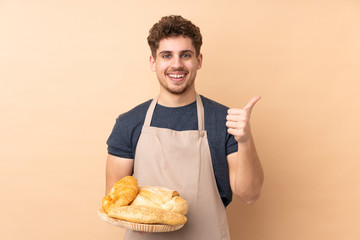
top-left (108, 205), bottom-right (187, 225)
top-left (130, 186), bottom-right (189, 215)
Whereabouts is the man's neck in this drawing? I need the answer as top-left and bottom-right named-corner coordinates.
top-left (157, 89), bottom-right (196, 107)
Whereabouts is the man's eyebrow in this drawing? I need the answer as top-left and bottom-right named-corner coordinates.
top-left (180, 50), bottom-right (194, 54)
top-left (158, 50), bottom-right (172, 55)
top-left (158, 50), bottom-right (194, 55)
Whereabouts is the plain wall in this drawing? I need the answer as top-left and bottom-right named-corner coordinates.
top-left (1, 0), bottom-right (359, 239)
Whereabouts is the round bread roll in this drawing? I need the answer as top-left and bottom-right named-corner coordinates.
top-left (130, 186), bottom-right (188, 215)
top-left (102, 176), bottom-right (139, 214)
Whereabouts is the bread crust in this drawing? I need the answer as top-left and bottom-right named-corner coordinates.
top-left (108, 205), bottom-right (187, 225)
top-left (131, 186), bottom-right (189, 215)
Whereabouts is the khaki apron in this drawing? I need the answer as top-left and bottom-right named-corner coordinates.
top-left (124, 94), bottom-right (230, 240)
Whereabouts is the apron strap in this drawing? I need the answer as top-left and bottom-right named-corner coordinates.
top-left (196, 94), bottom-right (205, 131)
top-left (143, 93), bottom-right (205, 131)
top-left (143, 96), bottom-right (158, 127)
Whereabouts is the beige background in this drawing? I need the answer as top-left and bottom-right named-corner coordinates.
top-left (1, 0), bottom-right (359, 239)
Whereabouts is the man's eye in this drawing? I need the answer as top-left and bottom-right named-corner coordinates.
top-left (162, 54), bottom-right (171, 58)
top-left (182, 53), bottom-right (191, 58)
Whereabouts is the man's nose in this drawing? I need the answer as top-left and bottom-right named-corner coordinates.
top-left (171, 56), bottom-right (184, 68)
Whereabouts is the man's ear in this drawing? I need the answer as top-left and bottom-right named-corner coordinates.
top-left (197, 53), bottom-right (203, 70)
top-left (149, 55), bottom-right (156, 72)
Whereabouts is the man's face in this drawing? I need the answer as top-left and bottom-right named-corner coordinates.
top-left (150, 36), bottom-right (202, 95)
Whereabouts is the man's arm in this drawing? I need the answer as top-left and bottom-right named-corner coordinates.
top-left (227, 138), bottom-right (264, 205)
top-left (226, 96), bottom-right (264, 205)
top-left (105, 154), bottom-right (134, 195)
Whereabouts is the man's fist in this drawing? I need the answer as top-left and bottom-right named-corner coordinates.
top-left (226, 96), bottom-right (261, 142)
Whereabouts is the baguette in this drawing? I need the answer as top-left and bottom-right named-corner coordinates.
top-left (108, 205), bottom-right (187, 225)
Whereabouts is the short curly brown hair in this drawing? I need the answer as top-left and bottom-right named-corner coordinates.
top-left (147, 15), bottom-right (203, 58)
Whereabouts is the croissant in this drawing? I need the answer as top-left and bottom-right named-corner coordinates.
top-left (102, 176), bottom-right (139, 214)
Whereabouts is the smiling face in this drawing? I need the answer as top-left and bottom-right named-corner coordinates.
top-left (150, 36), bottom-right (203, 96)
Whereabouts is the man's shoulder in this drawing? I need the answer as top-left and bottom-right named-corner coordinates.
top-left (116, 99), bottom-right (152, 124)
top-left (200, 95), bottom-right (229, 114)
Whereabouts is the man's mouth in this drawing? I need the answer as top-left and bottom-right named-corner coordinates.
top-left (168, 74), bottom-right (185, 79)
top-left (167, 73), bottom-right (187, 82)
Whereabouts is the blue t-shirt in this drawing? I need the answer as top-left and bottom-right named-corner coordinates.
top-left (107, 95), bottom-right (238, 207)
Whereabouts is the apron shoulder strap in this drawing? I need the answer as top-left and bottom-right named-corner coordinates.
top-left (144, 96), bottom-right (158, 127)
top-left (196, 94), bottom-right (205, 131)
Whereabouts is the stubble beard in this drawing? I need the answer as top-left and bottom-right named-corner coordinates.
top-left (158, 76), bottom-right (195, 95)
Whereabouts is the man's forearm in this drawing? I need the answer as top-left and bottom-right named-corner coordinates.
top-left (234, 136), bottom-right (264, 204)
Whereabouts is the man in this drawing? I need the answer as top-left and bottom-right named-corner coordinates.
top-left (105, 15), bottom-right (264, 240)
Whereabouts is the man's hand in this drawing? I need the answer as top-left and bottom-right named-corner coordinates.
top-left (226, 96), bottom-right (261, 142)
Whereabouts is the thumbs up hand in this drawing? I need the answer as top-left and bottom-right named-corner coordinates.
top-left (226, 96), bottom-right (261, 142)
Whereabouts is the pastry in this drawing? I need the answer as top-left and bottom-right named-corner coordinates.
top-left (102, 176), bottom-right (139, 214)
